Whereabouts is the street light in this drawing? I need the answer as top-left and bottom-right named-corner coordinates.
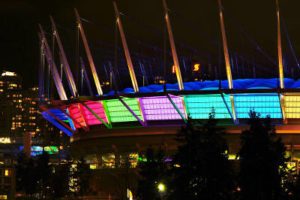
top-left (157, 182), bottom-right (166, 193)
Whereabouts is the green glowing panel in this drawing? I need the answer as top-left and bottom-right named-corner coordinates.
top-left (44, 146), bottom-right (59, 154)
top-left (103, 98), bottom-right (143, 123)
top-left (184, 95), bottom-right (231, 119)
top-left (234, 94), bottom-right (282, 118)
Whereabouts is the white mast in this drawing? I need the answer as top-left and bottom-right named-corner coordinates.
top-left (113, 1), bottom-right (139, 93)
top-left (39, 25), bottom-right (68, 100)
top-left (163, 0), bottom-right (184, 90)
top-left (217, 0), bottom-right (237, 122)
top-left (75, 9), bottom-right (103, 96)
top-left (50, 16), bottom-right (78, 97)
top-left (276, 0), bottom-right (284, 89)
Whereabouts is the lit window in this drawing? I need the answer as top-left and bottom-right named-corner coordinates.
top-left (102, 153), bottom-right (115, 168)
top-left (4, 169), bottom-right (9, 177)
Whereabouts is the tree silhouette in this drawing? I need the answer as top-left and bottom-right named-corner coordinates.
top-left (168, 113), bottom-right (235, 200)
top-left (238, 111), bottom-right (288, 200)
top-left (137, 147), bottom-right (166, 200)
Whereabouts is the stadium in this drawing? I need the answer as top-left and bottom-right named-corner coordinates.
top-left (38, 0), bottom-right (300, 197)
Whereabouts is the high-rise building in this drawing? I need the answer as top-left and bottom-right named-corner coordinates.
top-left (0, 71), bottom-right (23, 136)
top-left (0, 71), bottom-right (22, 199)
top-left (22, 87), bottom-right (40, 137)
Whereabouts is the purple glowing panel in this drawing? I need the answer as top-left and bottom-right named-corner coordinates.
top-left (140, 96), bottom-right (186, 121)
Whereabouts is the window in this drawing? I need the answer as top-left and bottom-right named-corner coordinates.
top-left (102, 153), bottom-right (115, 168)
top-left (4, 169), bottom-right (9, 177)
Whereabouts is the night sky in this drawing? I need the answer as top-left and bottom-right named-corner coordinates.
top-left (1, 0), bottom-right (300, 89)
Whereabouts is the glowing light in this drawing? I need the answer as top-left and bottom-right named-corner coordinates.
top-left (4, 169), bottom-right (9, 177)
top-left (68, 104), bottom-right (88, 128)
top-left (127, 189), bottom-right (133, 200)
top-left (89, 164), bottom-right (97, 170)
top-left (184, 95), bottom-right (231, 119)
top-left (157, 183), bottom-right (166, 192)
top-left (140, 96), bottom-right (186, 120)
top-left (0, 138), bottom-right (11, 144)
top-left (286, 162), bottom-right (296, 170)
top-left (228, 154), bottom-right (238, 160)
top-left (172, 65), bottom-right (175, 74)
top-left (193, 63), bottom-right (200, 72)
top-left (174, 164), bottom-right (181, 168)
top-left (80, 101), bottom-right (108, 125)
top-left (234, 94), bottom-right (282, 118)
top-left (285, 96), bottom-right (300, 118)
top-left (103, 98), bottom-right (143, 123)
top-left (42, 112), bottom-right (73, 136)
top-left (44, 146), bottom-right (59, 154)
top-left (1, 71), bottom-right (16, 77)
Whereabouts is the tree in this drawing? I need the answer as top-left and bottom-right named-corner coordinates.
top-left (50, 163), bottom-right (70, 199)
top-left (137, 147), bottom-right (166, 200)
top-left (168, 113), bottom-right (235, 200)
top-left (290, 174), bottom-right (300, 200)
top-left (238, 111), bottom-right (288, 200)
top-left (16, 152), bottom-right (39, 195)
top-left (77, 158), bottom-right (91, 196)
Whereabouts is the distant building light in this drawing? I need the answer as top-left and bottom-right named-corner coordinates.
top-left (127, 189), bottom-right (133, 200)
top-left (0, 195), bottom-right (7, 199)
top-left (228, 154), bottom-right (239, 160)
top-left (172, 65), bottom-right (175, 74)
top-left (193, 63), bottom-right (200, 72)
top-left (4, 169), bottom-right (9, 177)
top-left (159, 80), bottom-right (166, 84)
top-left (89, 164), bottom-right (97, 170)
top-left (1, 71), bottom-right (16, 77)
top-left (157, 182), bottom-right (166, 192)
top-left (0, 138), bottom-right (11, 144)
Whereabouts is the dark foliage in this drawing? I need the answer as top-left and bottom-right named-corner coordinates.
top-left (238, 111), bottom-right (288, 200)
top-left (137, 147), bottom-right (166, 200)
top-left (16, 152), bottom-right (50, 195)
top-left (76, 158), bottom-right (91, 195)
top-left (168, 113), bottom-right (235, 200)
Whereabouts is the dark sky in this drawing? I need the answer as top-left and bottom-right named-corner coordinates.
top-left (1, 0), bottom-right (300, 89)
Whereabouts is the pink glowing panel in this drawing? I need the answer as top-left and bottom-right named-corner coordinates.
top-left (140, 96), bottom-right (186, 121)
top-left (68, 103), bottom-right (87, 128)
top-left (80, 101), bottom-right (108, 125)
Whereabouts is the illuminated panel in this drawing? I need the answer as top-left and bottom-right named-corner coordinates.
top-left (42, 111), bottom-right (73, 136)
top-left (49, 109), bottom-right (70, 122)
top-left (285, 95), bottom-right (300, 118)
top-left (68, 104), bottom-right (87, 128)
top-left (140, 96), bottom-right (186, 120)
top-left (103, 98), bottom-right (143, 123)
top-left (234, 94), bottom-right (282, 118)
top-left (81, 101), bottom-right (108, 125)
top-left (184, 94), bottom-right (231, 119)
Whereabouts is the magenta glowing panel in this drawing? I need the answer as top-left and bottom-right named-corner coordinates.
top-left (80, 101), bottom-right (108, 125)
top-left (140, 96), bottom-right (186, 121)
top-left (68, 103), bottom-right (88, 129)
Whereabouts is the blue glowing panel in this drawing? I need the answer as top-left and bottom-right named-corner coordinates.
top-left (49, 108), bottom-right (76, 130)
top-left (234, 94), bottom-right (282, 118)
top-left (49, 109), bottom-right (70, 121)
top-left (42, 112), bottom-right (73, 136)
top-left (184, 95), bottom-right (232, 119)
